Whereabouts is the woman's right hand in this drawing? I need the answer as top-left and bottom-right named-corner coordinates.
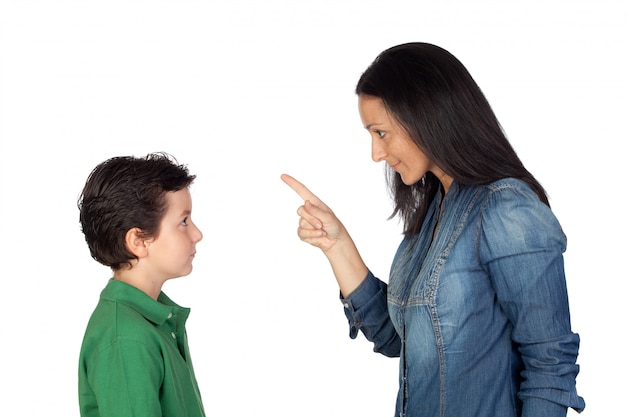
top-left (280, 173), bottom-right (346, 253)
top-left (281, 173), bottom-right (368, 296)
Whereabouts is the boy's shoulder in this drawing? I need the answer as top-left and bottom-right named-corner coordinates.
top-left (81, 280), bottom-right (178, 352)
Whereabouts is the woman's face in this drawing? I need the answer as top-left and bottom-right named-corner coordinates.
top-left (358, 94), bottom-right (451, 191)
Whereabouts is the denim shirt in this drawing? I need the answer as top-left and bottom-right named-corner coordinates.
top-left (342, 179), bottom-right (585, 417)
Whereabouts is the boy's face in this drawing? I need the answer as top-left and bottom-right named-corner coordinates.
top-left (144, 188), bottom-right (203, 281)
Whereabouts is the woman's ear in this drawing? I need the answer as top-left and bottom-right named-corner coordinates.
top-left (125, 227), bottom-right (150, 258)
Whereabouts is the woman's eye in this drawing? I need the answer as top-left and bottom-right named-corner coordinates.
top-left (376, 130), bottom-right (386, 138)
top-left (182, 217), bottom-right (189, 226)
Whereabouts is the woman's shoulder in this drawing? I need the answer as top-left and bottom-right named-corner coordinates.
top-left (478, 178), bottom-right (553, 217)
top-left (476, 178), bottom-right (565, 251)
top-left (484, 178), bottom-right (538, 198)
top-left (453, 178), bottom-right (542, 216)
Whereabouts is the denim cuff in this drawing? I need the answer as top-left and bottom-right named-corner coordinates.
top-left (522, 396), bottom-right (568, 417)
top-left (340, 271), bottom-right (384, 339)
top-left (340, 270), bottom-right (379, 311)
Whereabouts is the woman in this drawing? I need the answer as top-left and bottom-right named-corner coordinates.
top-left (281, 42), bottom-right (584, 417)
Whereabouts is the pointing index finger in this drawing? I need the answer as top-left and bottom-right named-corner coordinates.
top-left (280, 173), bottom-right (322, 205)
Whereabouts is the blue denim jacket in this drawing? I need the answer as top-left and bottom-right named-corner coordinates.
top-left (342, 179), bottom-right (585, 417)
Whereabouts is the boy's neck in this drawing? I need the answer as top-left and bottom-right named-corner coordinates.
top-left (113, 268), bottom-right (165, 300)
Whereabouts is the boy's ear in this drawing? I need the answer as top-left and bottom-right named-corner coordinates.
top-left (125, 227), bottom-right (151, 258)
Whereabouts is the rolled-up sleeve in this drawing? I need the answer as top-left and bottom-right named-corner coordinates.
top-left (340, 271), bottom-right (401, 357)
top-left (479, 184), bottom-right (585, 416)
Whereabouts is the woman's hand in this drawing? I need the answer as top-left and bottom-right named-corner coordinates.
top-left (280, 173), bottom-right (346, 253)
top-left (281, 173), bottom-right (368, 296)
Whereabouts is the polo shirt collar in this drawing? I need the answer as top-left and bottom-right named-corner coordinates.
top-left (100, 279), bottom-right (189, 325)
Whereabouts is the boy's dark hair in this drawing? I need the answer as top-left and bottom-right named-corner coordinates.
top-left (78, 152), bottom-right (196, 270)
top-left (356, 42), bottom-right (548, 235)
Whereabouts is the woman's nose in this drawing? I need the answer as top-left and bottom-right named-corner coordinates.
top-left (371, 137), bottom-right (386, 163)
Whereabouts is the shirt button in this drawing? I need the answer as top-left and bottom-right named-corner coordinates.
top-left (167, 312), bottom-right (173, 319)
top-left (171, 332), bottom-right (176, 339)
top-left (343, 303), bottom-right (350, 309)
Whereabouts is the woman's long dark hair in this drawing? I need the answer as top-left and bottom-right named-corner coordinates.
top-left (356, 42), bottom-right (548, 234)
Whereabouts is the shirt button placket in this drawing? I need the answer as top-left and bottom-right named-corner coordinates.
top-left (168, 312), bottom-right (176, 339)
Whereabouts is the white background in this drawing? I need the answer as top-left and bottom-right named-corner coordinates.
top-left (1, 1), bottom-right (624, 416)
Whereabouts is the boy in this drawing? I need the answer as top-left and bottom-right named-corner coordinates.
top-left (77, 152), bottom-right (205, 417)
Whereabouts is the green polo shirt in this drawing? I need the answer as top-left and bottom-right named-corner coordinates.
top-left (78, 279), bottom-right (205, 417)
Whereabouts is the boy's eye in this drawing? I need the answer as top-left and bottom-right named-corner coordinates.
top-left (182, 217), bottom-right (188, 226)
